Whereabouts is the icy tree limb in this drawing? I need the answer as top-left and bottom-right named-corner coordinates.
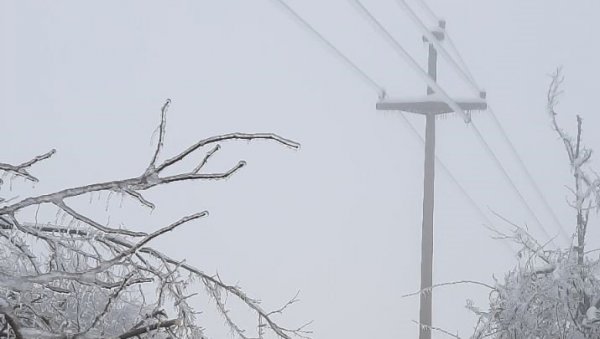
top-left (0, 149), bottom-right (56, 183)
top-left (0, 100), bottom-right (306, 339)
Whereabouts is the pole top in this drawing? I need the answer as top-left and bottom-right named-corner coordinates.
top-left (423, 22), bottom-right (445, 42)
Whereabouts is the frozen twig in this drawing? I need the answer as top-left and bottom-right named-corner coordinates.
top-left (0, 149), bottom-right (56, 183)
top-left (402, 280), bottom-right (494, 298)
top-left (148, 99), bottom-right (171, 170)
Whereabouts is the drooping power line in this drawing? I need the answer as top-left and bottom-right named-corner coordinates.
top-left (270, 0), bottom-right (386, 97)
top-left (413, 0), bottom-right (439, 24)
top-left (398, 112), bottom-right (516, 254)
top-left (487, 107), bottom-right (570, 241)
top-left (268, 0), bottom-right (517, 251)
top-left (349, 0), bottom-right (559, 247)
top-left (443, 33), bottom-right (480, 90)
top-left (468, 122), bottom-right (557, 244)
top-left (392, 0), bottom-right (481, 94)
top-left (347, 0), bottom-right (471, 123)
top-left (399, 0), bottom-right (570, 242)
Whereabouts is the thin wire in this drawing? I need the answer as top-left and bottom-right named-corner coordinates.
top-left (408, 2), bottom-right (570, 243)
top-left (398, 112), bottom-right (516, 255)
top-left (349, 0), bottom-right (558, 247)
top-left (452, 43), bottom-right (569, 240)
top-left (469, 123), bottom-right (558, 246)
top-left (488, 107), bottom-right (570, 241)
top-left (413, 0), bottom-right (478, 88)
top-left (395, 0), bottom-right (570, 244)
top-left (269, 0), bottom-right (562, 247)
top-left (270, 0), bottom-right (386, 97)
top-left (444, 34), bottom-right (479, 89)
top-left (348, 0), bottom-right (470, 123)
top-left (413, 0), bottom-right (439, 24)
top-left (403, 3), bottom-right (479, 94)
top-left (271, 0), bottom-right (518, 251)
top-left (393, 0), bottom-right (481, 94)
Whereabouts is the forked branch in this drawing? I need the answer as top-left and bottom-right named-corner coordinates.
top-left (0, 99), bottom-right (306, 339)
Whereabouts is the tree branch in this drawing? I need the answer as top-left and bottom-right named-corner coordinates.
top-left (0, 149), bottom-right (56, 183)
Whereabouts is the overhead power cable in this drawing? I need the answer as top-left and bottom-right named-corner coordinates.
top-left (268, 0), bottom-right (517, 252)
top-left (444, 33), bottom-right (479, 90)
top-left (468, 123), bottom-right (556, 243)
top-left (398, 112), bottom-right (516, 255)
top-left (348, 0), bottom-right (559, 247)
top-left (413, 0), bottom-right (439, 24)
top-left (402, 1), bottom-right (480, 93)
top-left (393, 0), bottom-right (481, 94)
top-left (487, 107), bottom-right (570, 241)
top-left (413, 0), bottom-right (481, 89)
top-left (396, 0), bottom-right (570, 243)
top-left (347, 0), bottom-right (471, 123)
top-left (270, 0), bottom-right (386, 97)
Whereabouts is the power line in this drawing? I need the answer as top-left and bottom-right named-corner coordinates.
top-left (269, 0), bottom-right (517, 253)
top-left (269, 0), bottom-right (560, 247)
top-left (487, 107), bottom-right (570, 241)
top-left (392, 0), bottom-right (481, 94)
top-left (398, 112), bottom-right (516, 255)
top-left (348, 0), bottom-right (558, 247)
top-left (444, 33), bottom-right (479, 90)
top-left (469, 123), bottom-right (557, 245)
top-left (348, 0), bottom-right (471, 123)
top-left (409, 0), bottom-right (479, 91)
top-left (413, 0), bottom-right (439, 24)
top-left (398, 1), bottom-right (570, 243)
top-left (401, 3), bottom-right (480, 94)
top-left (269, 0), bottom-right (386, 97)
top-left (390, 0), bottom-right (569, 245)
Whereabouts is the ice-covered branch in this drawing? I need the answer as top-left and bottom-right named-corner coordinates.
top-left (0, 100), bottom-right (306, 338)
top-left (0, 149), bottom-right (56, 183)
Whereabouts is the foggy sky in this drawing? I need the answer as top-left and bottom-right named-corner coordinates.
top-left (2, 1), bottom-right (600, 338)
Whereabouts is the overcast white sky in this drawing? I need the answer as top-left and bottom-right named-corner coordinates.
top-left (2, 1), bottom-right (600, 338)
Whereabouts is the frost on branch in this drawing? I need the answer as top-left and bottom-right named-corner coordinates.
top-left (0, 100), bottom-right (310, 339)
top-left (468, 69), bottom-right (600, 339)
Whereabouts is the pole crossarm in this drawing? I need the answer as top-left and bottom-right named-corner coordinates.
top-left (376, 95), bottom-right (487, 115)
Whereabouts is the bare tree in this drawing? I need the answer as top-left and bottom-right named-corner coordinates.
top-left (547, 68), bottom-right (600, 264)
top-left (0, 100), bottom-right (311, 339)
top-left (465, 68), bottom-right (600, 339)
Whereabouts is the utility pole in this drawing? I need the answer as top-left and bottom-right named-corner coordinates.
top-left (376, 20), bottom-right (486, 339)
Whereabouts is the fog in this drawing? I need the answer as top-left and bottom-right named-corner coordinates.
top-left (2, 1), bottom-right (600, 338)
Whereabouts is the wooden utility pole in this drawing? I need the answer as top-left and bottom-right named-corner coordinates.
top-left (376, 20), bottom-right (486, 339)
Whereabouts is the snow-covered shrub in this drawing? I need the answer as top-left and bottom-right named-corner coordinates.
top-left (470, 68), bottom-right (600, 339)
top-left (471, 248), bottom-right (600, 339)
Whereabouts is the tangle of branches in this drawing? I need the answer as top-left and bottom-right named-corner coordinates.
top-left (0, 100), bottom-right (311, 339)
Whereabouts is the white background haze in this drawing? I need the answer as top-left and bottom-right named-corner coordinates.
top-left (1, 1), bottom-right (600, 338)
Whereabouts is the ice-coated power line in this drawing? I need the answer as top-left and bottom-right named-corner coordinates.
top-left (487, 107), bottom-right (570, 241)
top-left (349, 0), bottom-right (558, 247)
top-left (450, 43), bottom-right (569, 241)
top-left (444, 33), bottom-right (479, 90)
top-left (468, 123), bottom-right (557, 244)
top-left (270, 0), bottom-right (386, 97)
top-left (413, 0), bottom-right (439, 24)
top-left (412, 0), bottom-right (478, 89)
top-left (398, 112), bottom-right (516, 255)
top-left (392, 0), bottom-right (481, 94)
top-left (398, 0), bottom-right (570, 243)
top-left (268, 0), bottom-right (561, 247)
top-left (268, 0), bottom-right (516, 253)
top-left (402, 3), bottom-right (480, 94)
top-left (348, 0), bottom-right (471, 123)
